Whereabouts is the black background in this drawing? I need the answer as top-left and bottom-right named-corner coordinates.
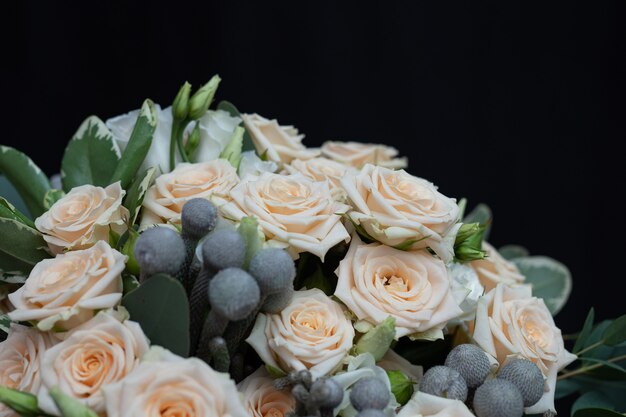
top-left (2, 1), bottom-right (625, 411)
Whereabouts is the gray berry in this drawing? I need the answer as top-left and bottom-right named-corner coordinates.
top-left (420, 366), bottom-right (467, 401)
top-left (135, 227), bottom-right (186, 278)
top-left (248, 248), bottom-right (296, 295)
top-left (261, 286), bottom-right (295, 313)
top-left (181, 198), bottom-right (217, 240)
top-left (201, 229), bottom-right (246, 271)
top-left (208, 268), bottom-right (260, 320)
top-left (309, 378), bottom-right (344, 410)
top-left (356, 410), bottom-right (387, 417)
top-left (497, 359), bottom-right (544, 407)
top-left (473, 379), bottom-right (524, 417)
top-left (349, 377), bottom-right (390, 411)
top-left (445, 344), bottom-right (491, 388)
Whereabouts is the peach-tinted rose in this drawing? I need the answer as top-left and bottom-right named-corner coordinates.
top-left (37, 311), bottom-right (149, 415)
top-left (221, 172), bottom-right (350, 260)
top-left (0, 324), bottom-right (56, 417)
top-left (283, 157), bottom-right (356, 201)
top-left (341, 164), bottom-right (460, 262)
top-left (471, 284), bottom-right (576, 414)
top-left (321, 141), bottom-right (407, 169)
top-left (141, 160), bottom-right (240, 227)
top-left (8, 241), bottom-right (125, 331)
top-left (246, 289), bottom-right (355, 378)
top-left (242, 114), bottom-right (320, 164)
top-left (102, 346), bottom-right (248, 417)
top-left (35, 182), bottom-right (128, 254)
top-left (335, 235), bottom-right (462, 338)
top-left (470, 242), bottom-right (525, 291)
top-left (396, 391), bottom-right (474, 417)
top-left (237, 367), bottom-right (295, 417)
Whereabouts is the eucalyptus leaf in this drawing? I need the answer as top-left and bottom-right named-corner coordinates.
top-left (217, 100), bottom-right (256, 152)
top-left (42, 189), bottom-right (65, 210)
top-left (0, 218), bottom-right (49, 274)
top-left (578, 357), bottom-right (626, 379)
top-left (61, 116), bottom-right (121, 191)
top-left (498, 244), bottom-right (529, 260)
top-left (572, 391), bottom-right (616, 414)
top-left (512, 256), bottom-right (572, 315)
top-left (604, 315), bottom-right (626, 347)
top-left (122, 273), bottom-right (190, 357)
top-left (123, 167), bottom-right (157, 224)
top-left (573, 409), bottom-right (624, 417)
top-left (463, 203), bottom-right (492, 240)
top-left (0, 146), bottom-right (51, 217)
top-left (0, 197), bottom-right (35, 228)
top-left (109, 99), bottom-right (157, 189)
top-left (574, 308), bottom-right (596, 354)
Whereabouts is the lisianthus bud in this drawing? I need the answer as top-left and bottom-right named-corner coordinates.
top-left (454, 222), bottom-right (487, 263)
top-left (184, 122), bottom-right (201, 157)
top-left (189, 75), bottom-right (221, 120)
top-left (0, 386), bottom-right (40, 416)
top-left (172, 81), bottom-right (191, 121)
top-left (49, 386), bottom-right (99, 417)
top-left (121, 228), bottom-right (140, 276)
top-left (353, 316), bottom-right (395, 361)
top-left (219, 126), bottom-right (244, 168)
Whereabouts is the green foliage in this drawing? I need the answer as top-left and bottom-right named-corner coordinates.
top-left (123, 167), bottom-right (157, 224)
top-left (0, 217), bottom-right (50, 278)
top-left (512, 256), bottom-right (572, 315)
top-left (42, 189), bottom-right (65, 211)
top-left (217, 100), bottom-right (256, 152)
top-left (498, 244), bottom-right (529, 260)
top-left (122, 273), bottom-right (190, 357)
top-left (354, 316), bottom-right (395, 361)
top-left (0, 197), bottom-right (35, 228)
top-left (463, 203), bottom-right (492, 240)
top-left (386, 370), bottom-right (414, 406)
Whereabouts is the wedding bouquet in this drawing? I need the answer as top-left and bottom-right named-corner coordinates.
top-left (0, 76), bottom-right (624, 417)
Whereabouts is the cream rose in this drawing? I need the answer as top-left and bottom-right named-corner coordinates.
top-left (7, 241), bottom-right (125, 331)
top-left (241, 114), bottom-right (320, 164)
top-left (341, 164), bottom-right (460, 262)
top-left (321, 141), bottom-right (407, 169)
top-left (0, 324), bottom-right (56, 417)
top-left (470, 242), bottom-right (525, 291)
top-left (237, 367), bottom-right (295, 417)
top-left (102, 346), bottom-right (248, 417)
top-left (221, 172), bottom-right (350, 260)
top-left (37, 311), bottom-right (149, 416)
top-left (471, 284), bottom-right (576, 414)
top-left (396, 391), bottom-right (474, 417)
top-left (141, 159), bottom-right (240, 227)
top-left (34, 182), bottom-right (128, 254)
top-left (335, 235), bottom-right (462, 338)
top-left (246, 288), bottom-right (355, 378)
top-left (283, 157), bottom-right (356, 201)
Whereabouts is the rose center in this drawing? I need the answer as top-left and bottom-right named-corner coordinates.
top-left (159, 401), bottom-right (195, 417)
top-left (265, 407), bottom-right (285, 417)
top-left (381, 274), bottom-right (409, 293)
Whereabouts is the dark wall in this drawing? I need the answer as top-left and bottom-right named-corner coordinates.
top-left (3, 2), bottom-right (624, 332)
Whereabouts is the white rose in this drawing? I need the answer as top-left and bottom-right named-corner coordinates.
top-left (195, 109), bottom-right (243, 162)
top-left (238, 150), bottom-right (278, 182)
top-left (283, 157), bottom-right (356, 201)
top-left (471, 284), bottom-right (577, 414)
top-left (341, 164), bottom-right (460, 262)
top-left (396, 391), bottom-right (474, 417)
top-left (8, 241), bottom-right (125, 331)
top-left (446, 262), bottom-right (484, 323)
top-left (246, 289), bottom-right (355, 378)
top-left (221, 172), bottom-right (350, 260)
top-left (102, 346), bottom-right (248, 417)
top-left (241, 114), bottom-right (320, 164)
top-left (470, 242), bottom-right (525, 291)
top-left (35, 182), bottom-right (128, 254)
top-left (335, 234), bottom-right (462, 338)
top-left (141, 159), bottom-right (240, 227)
top-left (237, 367), bottom-right (295, 417)
top-left (37, 311), bottom-right (149, 416)
top-left (321, 141), bottom-right (407, 169)
top-left (0, 324), bottom-right (56, 417)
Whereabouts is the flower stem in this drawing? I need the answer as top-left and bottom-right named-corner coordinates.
top-left (575, 339), bottom-right (604, 356)
top-left (557, 354), bottom-right (626, 380)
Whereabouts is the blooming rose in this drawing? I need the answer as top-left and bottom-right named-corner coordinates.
top-left (35, 182), bottom-right (128, 254)
top-left (141, 159), bottom-right (240, 227)
top-left (8, 241), bottom-right (126, 331)
top-left (0, 324), bottom-right (56, 417)
top-left (221, 172), bottom-right (350, 260)
top-left (321, 141), bottom-right (407, 169)
top-left (237, 367), bottom-right (295, 417)
top-left (470, 242), bottom-right (525, 291)
top-left (471, 284), bottom-right (576, 414)
top-left (107, 105), bottom-right (241, 174)
top-left (241, 114), bottom-right (320, 164)
top-left (37, 311), bottom-right (149, 415)
top-left (396, 392), bottom-right (474, 417)
top-left (102, 346), bottom-right (248, 417)
top-left (283, 157), bottom-right (356, 201)
top-left (247, 289), bottom-right (355, 378)
top-left (341, 164), bottom-right (460, 262)
top-left (335, 235), bottom-right (462, 338)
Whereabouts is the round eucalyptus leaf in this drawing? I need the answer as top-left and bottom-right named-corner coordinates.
top-left (512, 256), bottom-right (572, 315)
top-left (498, 244), bottom-right (529, 260)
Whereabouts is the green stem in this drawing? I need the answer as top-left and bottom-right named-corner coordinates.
top-left (169, 120), bottom-right (180, 171)
top-left (575, 339), bottom-right (605, 356)
top-left (176, 124), bottom-right (190, 163)
top-left (169, 119), bottom-right (191, 171)
top-left (557, 353), bottom-right (626, 381)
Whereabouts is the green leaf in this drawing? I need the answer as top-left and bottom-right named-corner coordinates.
top-left (217, 100), bottom-right (256, 152)
top-left (0, 146), bottom-right (51, 217)
top-left (61, 116), bottom-right (121, 191)
top-left (265, 364), bottom-right (287, 378)
top-left (122, 273), bottom-right (190, 357)
top-left (0, 312), bottom-right (10, 334)
top-left (0, 175), bottom-right (30, 218)
top-left (0, 197), bottom-right (35, 228)
top-left (0, 386), bottom-right (41, 417)
top-left (123, 167), bottom-right (157, 225)
top-left (298, 263), bottom-right (334, 295)
top-left (574, 308), bottom-right (596, 354)
top-left (49, 386), bottom-right (99, 417)
top-left (565, 375), bottom-right (626, 411)
top-left (219, 126), bottom-right (244, 168)
top-left (0, 218), bottom-right (49, 275)
top-left (498, 244), bottom-right (530, 260)
top-left (109, 100), bottom-right (158, 189)
top-left (604, 315), bottom-right (626, 347)
top-left (512, 256), bottom-right (572, 315)
top-left (573, 391), bottom-right (616, 415)
top-left (555, 378), bottom-right (583, 399)
top-left (578, 357), bottom-right (626, 379)
top-left (463, 203), bottom-right (492, 240)
top-left (42, 189), bottom-right (65, 211)
top-left (573, 409), bottom-right (624, 417)
top-left (122, 273), bottom-right (140, 295)
top-left (386, 370), bottom-right (414, 406)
